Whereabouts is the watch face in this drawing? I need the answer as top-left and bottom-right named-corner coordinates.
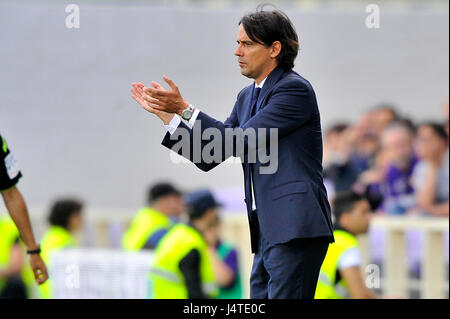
top-left (182, 107), bottom-right (193, 119)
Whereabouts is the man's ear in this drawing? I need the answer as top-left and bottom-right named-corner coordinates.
top-left (270, 41), bottom-right (282, 59)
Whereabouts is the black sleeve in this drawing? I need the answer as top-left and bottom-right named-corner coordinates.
top-left (178, 248), bottom-right (207, 299)
top-left (0, 135), bottom-right (22, 191)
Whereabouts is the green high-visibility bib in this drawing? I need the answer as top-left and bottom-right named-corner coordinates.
top-left (38, 226), bottom-right (77, 299)
top-left (122, 208), bottom-right (172, 251)
top-left (149, 224), bottom-right (218, 299)
top-left (315, 229), bottom-right (358, 299)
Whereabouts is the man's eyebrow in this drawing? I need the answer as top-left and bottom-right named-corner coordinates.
top-left (237, 40), bottom-right (253, 44)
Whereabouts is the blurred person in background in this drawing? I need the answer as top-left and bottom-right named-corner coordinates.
top-left (0, 133), bottom-right (48, 287)
top-left (122, 182), bottom-right (184, 251)
top-left (193, 191), bottom-right (243, 299)
top-left (376, 122), bottom-right (418, 215)
top-left (411, 122), bottom-right (449, 216)
top-left (323, 123), bottom-right (360, 192)
top-left (0, 213), bottom-right (28, 299)
top-left (315, 191), bottom-right (384, 299)
top-left (354, 147), bottom-right (390, 213)
top-left (323, 123), bottom-right (349, 169)
top-left (371, 103), bottom-right (399, 137)
top-left (149, 190), bottom-right (219, 299)
top-left (38, 199), bottom-right (83, 299)
top-left (350, 111), bottom-right (380, 173)
top-left (353, 147), bottom-right (391, 267)
top-left (353, 142), bottom-right (409, 272)
top-left (352, 103), bottom-right (399, 174)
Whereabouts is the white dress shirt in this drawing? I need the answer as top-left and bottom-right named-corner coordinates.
top-left (164, 77), bottom-right (267, 210)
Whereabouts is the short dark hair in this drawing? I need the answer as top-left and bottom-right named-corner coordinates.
top-left (419, 122), bottom-right (449, 142)
top-left (147, 182), bottom-right (181, 203)
top-left (239, 4), bottom-right (299, 70)
top-left (332, 191), bottom-right (367, 223)
top-left (185, 189), bottom-right (221, 221)
top-left (326, 122), bottom-right (349, 136)
top-left (396, 118), bottom-right (417, 135)
top-left (48, 199), bottom-right (83, 229)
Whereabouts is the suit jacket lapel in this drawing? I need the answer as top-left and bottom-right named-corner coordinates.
top-left (241, 66), bottom-right (288, 125)
top-left (240, 87), bottom-right (253, 125)
top-left (256, 66), bottom-right (286, 111)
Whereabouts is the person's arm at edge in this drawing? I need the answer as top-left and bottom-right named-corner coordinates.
top-left (424, 202), bottom-right (449, 216)
top-left (1, 186), bottom-right (48, 284)
top-left (416, 164), bottom-right (439, 211)
top-left (179, 248), bottom-right (207, 299)
top-left (411, 163), bottom-right (448, 216)
top-left (208, 247), bottom-right (236, 288)
top-left (340, 266), bottom-right (380, 299)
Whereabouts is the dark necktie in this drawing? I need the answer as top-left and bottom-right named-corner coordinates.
top-left (250, 87), bottom-right (261, 117)
top-left (248, 86), bottom-right (261, 211)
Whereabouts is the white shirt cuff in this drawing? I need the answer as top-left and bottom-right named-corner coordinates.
top-left (164, 109), bottom-right (200, 135)
top-left (187, 108), bottom-right (200, 128)
top-left (164, 115), bottom-right (181, 136)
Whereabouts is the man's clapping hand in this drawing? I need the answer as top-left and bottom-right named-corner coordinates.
top-left (131, 76), bottom-right (190, 124)
top-left (131, 80), bottom-right (174, 125)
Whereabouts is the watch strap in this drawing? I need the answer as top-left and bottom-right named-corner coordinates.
top-left (27, 246), bottom-right (41, 255)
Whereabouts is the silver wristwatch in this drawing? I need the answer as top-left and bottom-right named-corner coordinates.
top-left (181, 104), bottom-right (194, 121)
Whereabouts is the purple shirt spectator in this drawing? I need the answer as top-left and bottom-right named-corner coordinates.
top-left (381, 155), bottom-right (419, 215)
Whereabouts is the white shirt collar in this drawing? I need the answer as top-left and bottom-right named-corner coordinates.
top-left (255, 76), bottom-right (267, 89)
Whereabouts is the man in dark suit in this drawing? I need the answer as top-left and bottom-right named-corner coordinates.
top-left (131, 7), bottom-right (334, 299)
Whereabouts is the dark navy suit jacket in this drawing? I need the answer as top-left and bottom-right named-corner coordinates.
top-left (162, 66), bottom-right (334, 253)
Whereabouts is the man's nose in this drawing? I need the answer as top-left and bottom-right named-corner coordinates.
top-left (234, 46), bottom-right (242, 57)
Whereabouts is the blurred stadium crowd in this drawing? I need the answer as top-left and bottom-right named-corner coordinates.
top-left (319, 100), bottom-right (449, 298)
top-left (323, 100), bottom-right (449, 216)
